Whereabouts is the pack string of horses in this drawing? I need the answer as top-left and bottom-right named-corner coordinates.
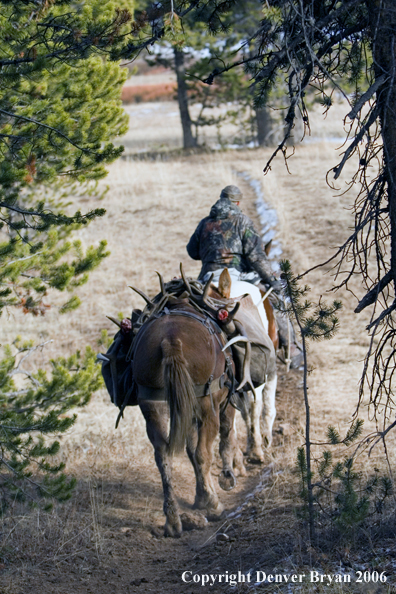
top-left (99, 266), bottom-right (286, 537)
top-left (98, 185), bottom-right (301, 536)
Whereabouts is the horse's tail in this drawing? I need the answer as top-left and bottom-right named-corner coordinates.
top-left (161, 337), bottom-right (197, 454)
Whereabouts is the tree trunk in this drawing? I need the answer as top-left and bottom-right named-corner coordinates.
top-left (367, 0), bottom-right (396, 288)
top-left (255, 106), bottom-right (273, 146)
top-left (174, 48), bottom-right (197, 149)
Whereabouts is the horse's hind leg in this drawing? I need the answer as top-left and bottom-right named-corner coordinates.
top-left (241, 387), bottom-right (265, 463)
top-left (191, 398), bottom-right (224, 518)
top-left (261, 372), bottom-right (277, 447)
top-left (219, 404), bottom-right (245, 491)
top-left (139, 401), bottom-right (182, 537)
top-left (186, 422), bottom-right (201, 495)
top-left (186, 421), bottom-right (214, 512)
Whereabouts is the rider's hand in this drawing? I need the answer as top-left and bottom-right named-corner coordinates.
top-left (270, 278), bottom-right (283, 293)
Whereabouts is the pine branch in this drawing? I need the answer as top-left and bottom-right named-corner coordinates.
top-left (355, 270), bottom-right (393, 313)
top-left (347, 74), bottom-right (388, 120)
top-left (0, 109), bottom-right (97, 155)
top-left (333, 107), bottom-right (378, 180)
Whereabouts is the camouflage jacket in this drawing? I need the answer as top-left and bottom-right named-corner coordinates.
top-left (187, 197), bottom-right (276, 286)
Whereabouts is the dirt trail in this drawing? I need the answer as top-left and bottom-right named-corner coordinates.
top-left (3, 138), bottom-right (395, 593)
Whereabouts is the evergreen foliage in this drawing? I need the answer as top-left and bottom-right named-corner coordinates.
top-left (314, 452), bottom-right (392, 537)
top-left (0, 0), bottom-right (130, 507)
top-left (1, 182), bottom-right (112, 316)
top-left (0, 339), bottom-right (102, 509)
top-left (280, 259), bottom-right (341, 541)
top-left (298, 442), bottom-right (393, 541)
top-left (0, 1), bottom-right (130, 314)
top-left (280, 259), bottom-right (342, 342)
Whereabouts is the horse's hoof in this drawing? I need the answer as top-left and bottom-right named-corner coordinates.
top-left (192, 498), bottom-right (207, 511)
top-left (206, 502), bottom-right (224, 521)
top-left (247, 450), bottom-right (265, 464)
top-left (181, 512), bottom-right (207, 531)
top-left (164, 520), bottom-right (182, 538)
top-left (218, 469), bottom-right (236, 491)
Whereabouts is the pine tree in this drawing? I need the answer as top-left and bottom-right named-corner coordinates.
top-left (282, 262), bottom-right (392, 542)
top-left (0, 339), bottom-right (102, 509)
top-left (0, 0), bottom-right (131, 507)
top-left (280, 259), bottom-right (341, 541)
top-left (136, 0), bottom-right (273, 147)
top-left (0, 1), bottom-right (131, 314)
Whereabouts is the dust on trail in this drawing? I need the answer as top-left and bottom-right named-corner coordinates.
top-left (3, 139), bottom-right (394, 593)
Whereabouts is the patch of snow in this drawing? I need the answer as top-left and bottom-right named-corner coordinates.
top-left (237, 171), bottom-right (282, 271)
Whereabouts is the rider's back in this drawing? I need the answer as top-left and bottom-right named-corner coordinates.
top-left (187, 197), bottom-right (266, 280)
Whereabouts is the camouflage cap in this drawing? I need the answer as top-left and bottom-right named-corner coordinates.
top-left (220, 185), bottom-right (243, 202)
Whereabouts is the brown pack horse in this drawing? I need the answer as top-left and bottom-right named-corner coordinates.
top-left (132, 297), bottom-right (245, 537)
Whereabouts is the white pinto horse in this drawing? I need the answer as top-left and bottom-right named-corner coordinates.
top-left (208, 268), bottom-right (278, 463)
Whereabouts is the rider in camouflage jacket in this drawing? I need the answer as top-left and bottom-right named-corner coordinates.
top-left (187, 185), bottom-right (303, 368)
top-left (186, 185), bottom-right (281, 291)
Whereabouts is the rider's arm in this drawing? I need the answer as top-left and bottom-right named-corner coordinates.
top-left (186, 222), bottom-right (202, 260)
top-left (242, 220), bottom-right (281, 290)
